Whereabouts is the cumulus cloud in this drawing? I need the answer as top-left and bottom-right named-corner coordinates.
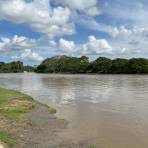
top-left (0, 35), bottom-right (44, 62)
top-left (77, 14), bottom-right (148, 57)
top-left (53, 0), bottom-right (102, 16)
top-left (12, 49), bottom-right (43, 61)
top-left (0, 35), bottom-right (36, 50)
top-left (51, 32), bottom-right (148, 58)
top-left (58, 38), bottom-right (77, 52)
top-left (0, 0), bottom-right (75, 36)
top-left (110, 26), bottom-right (148, 38)
top-left (78, 16), bottom-right (148, 38)
top-left (82, 36), bottom-right (112, 55)
top-left (1, 0), bottom-right (148, 63)
top-left (110, 26), bottom-right (148, 56)
top-left (48, 36), bottom-right (112, 55)
top-left (20, 49), bottom-right (43, 61)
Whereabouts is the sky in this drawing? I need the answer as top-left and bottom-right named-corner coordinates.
top-left (0, 0), bottom-right (148, 65)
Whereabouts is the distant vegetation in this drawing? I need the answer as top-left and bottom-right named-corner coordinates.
top-left (1, 56), bottom-right (148, 74)
top-left (36, 55), bottom-right (89, 73)
top-left (23, 65), bottom-right (35, 72)
top-left (36, 55), bottom-right (148, 74)
top-left (0, 61), bottom-right (35, 73)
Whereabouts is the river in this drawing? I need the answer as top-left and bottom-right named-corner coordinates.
top-left (0, 73), bottom-right (148, 148)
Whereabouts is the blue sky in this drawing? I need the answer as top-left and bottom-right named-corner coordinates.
top-left (0, 0), bottom-right (148, 65)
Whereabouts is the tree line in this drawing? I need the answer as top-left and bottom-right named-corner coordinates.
top-left (1, 56), bottom-right (148, 74)
top-left (0, 61), bottom-right (34, 73)
top-left (36, 55), bottom-right (148, 74)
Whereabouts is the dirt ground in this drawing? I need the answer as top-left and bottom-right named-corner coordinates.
top-left (14, 103), bottom-right (94, 148)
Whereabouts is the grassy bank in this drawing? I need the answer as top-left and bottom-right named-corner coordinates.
top-left (0, 88), bottom-right (56, 147)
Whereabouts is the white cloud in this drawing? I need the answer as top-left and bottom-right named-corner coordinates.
top-left (77, 14), bottom-right (148, 57)
top-left (0, 35), bottom-right (36, 50)
top-left (48, 35), bottom-right (112, 55)
top-left (0, 0), bottom-right (75, 36)
top-left (82, 36), bottom-right (112, 55)
top-left (54, 0), bottom-right (101, 16)
top-left (48, 36), bottom-right (112, 55)
top-left (31, 52), bottom-right (43, 61)
top-left (12, 49), bottom-right (43, 61)
top-left (50, 33), bottom-right (148, 58)
top-left (86, 6), bottom-right (102, 16)
top-left (58, 38), bottom-right (76, 52)
top-left (48, 40), bottom-right (57, 47)
top-left (110, 26), bottom-right (148, 56)
top-left (0, 35), bottom-right (44, 62)
top-left (111, 26), bottom-right (148, 38)
top-left (77, 16), bottom-right (131, 38)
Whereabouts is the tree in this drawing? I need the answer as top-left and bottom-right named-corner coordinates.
top-left (0, 61), bottom-right (24, 73)
top-left (89, 57), bottom-right (112, 73)
top-left (110, 58), bottom-right (128, 73)
top-left (10, 61), bottom-right (24, 72)
top-left (36, 56), bottom-right (148, 74)
top-left (127, 58), bottom-right (148, 74)
top-left (36, 55), bottom-right (89, 73)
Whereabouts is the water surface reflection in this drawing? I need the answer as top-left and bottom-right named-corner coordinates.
top-left (0, 74), bottom-right (148, 147)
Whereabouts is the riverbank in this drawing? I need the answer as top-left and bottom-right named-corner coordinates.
top-left (0, 88), bottom-right (68, 148)
top-left (0, 88), bottom-right (97, 148)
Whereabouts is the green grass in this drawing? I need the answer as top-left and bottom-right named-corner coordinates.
top-left (0, 88), bottom-right (34, 120)
top-left (49, 107), bottom-right (57, 114)
top-left (90, 144), bottom-right (96, 148)
top-left (0, 87), bottom-right (57, 147)
top-left (0, 98), bottom-right (10, 106)
top-left (0, 89), bottom-right (11, 106)
top-left (0, 88), bottom-right (33, 101)
top-left (0, 108), bottom-right (27, 120)
top-left (0, 88), bottom-right (35, 147)
top-left (0, 130), bottom-right (15, 147)
top-left (39, 103), bottom-right (57, 114)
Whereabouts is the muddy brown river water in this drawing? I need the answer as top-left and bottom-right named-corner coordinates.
top-left (0, 73), bottom-right (148, 148)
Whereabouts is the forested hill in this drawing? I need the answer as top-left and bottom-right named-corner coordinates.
top-left (36, 55), bottom-right (148, 74)
top-left (1, 56), bottom-right (148, 74)
top-left (0, 61), bottom-right (34, 73)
